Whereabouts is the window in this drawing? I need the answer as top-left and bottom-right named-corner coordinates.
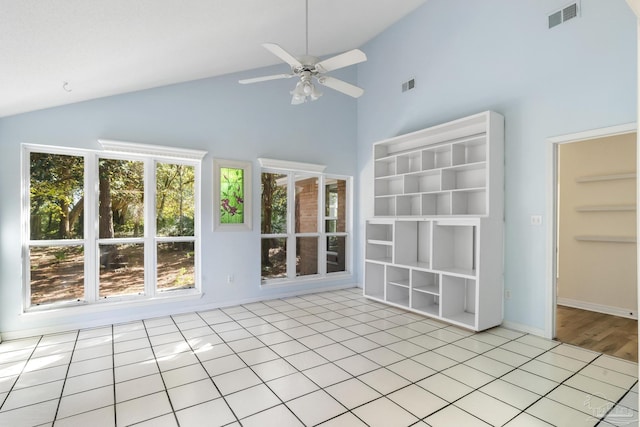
top-left (24, 141), bottom-right (206, 310)
top-left (259, 159), bottom-right (351, 284)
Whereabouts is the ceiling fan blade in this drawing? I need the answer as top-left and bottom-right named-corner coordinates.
top-left (239, 74), bottom-right (294, 84)
top-left (315, 49), bottom-right (367, 73)
top-left (263, 43), bottom-right (302, 68)
top-left (317, 76), bottom-right (364, 98)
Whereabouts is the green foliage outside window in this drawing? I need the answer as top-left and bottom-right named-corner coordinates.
top-left (156, 163), bottom-right (195, 236)
top-left (30, 153), bottom-right (84, 240)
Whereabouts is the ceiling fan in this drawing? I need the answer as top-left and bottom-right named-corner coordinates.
top-left (238, 0), bottom-right (367, 105)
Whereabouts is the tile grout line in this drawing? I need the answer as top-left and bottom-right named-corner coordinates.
top-left (404, 327), bottom-right (533, 425)
top-left (599, 378), bottom-right (640, 424)
top-left (230, 296), bottom-right (350, 426)
top-left (50, 330), bottom-right (80, 424)
top-left (141, 318), bottom-right (181, 426)
top-left (0, 335), bottom-right (44, 413)
top-left (111, 324), bottom-right (117, 427)
top-left (200, 294), bottom-right (361, 425)
top-left (174, 311), bottom-right (243, 426)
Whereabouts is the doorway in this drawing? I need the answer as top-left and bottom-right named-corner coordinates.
top-left (548, 124), bottom-right (638, 362)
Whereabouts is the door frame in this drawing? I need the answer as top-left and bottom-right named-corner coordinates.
top-left (545, 123), bottom-right (637, 339)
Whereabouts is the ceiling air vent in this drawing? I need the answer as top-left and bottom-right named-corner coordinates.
top-left (548, 2), bottom-right (580, 29)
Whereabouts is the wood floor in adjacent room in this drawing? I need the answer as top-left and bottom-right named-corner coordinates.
top-left (556, 305), bottom-right (638, 362)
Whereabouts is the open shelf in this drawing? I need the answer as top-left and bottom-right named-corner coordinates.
top-left (367, 222), bottom-right (393, 242)
top-left (452, 189), bottom-right (486, 215)
top-left (411, 291), bottom-right (440, 316)
top-left (365, 241), bottom-right (393, 263)
top-left (364, 262), bottom-right (385, 300)
top-left (375, 176), bottom-right (403, 196)
top-left (404, 170), bottom-right (441, 193)
top-left (441, 163), bottom-right (486, 191)
top-left (397, 151), bottom-right (423, 174)
top-left (452, 136), bottom-right (487, 165)
top-left (387, 266), bottom-right (410, 288)
top-left (412, 270), bottom-right (439, 295)
top-left (387, 284), bottom-right (410, 308)
top-left (374, 156), bottom-right (396, 178)
top-left (422, 193), bottom-right (451, 216)
top-left (576, 172), bottom-right (636, 183)
top-left (441, 275), bottom-right (476, 328)
top-left (394, 221), bottom-right (431, 268)
top-left (374, 196), bottom-right (396, 216)
top-left (575, 235), bottom-right (636, 243)
top-left (396, 195), bottom-right (423, 216)
top-left (432, 222), bottom-right (476, 275)
top-left (575, 205), bottom-right (636, 212)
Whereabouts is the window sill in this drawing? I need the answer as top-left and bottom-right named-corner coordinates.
top-left (260, 272), bottom-right (353, 289)
top-left (22, 289), bottom-right (203, 319)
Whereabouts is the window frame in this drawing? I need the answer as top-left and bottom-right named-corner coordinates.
top-left (259, 158), bottom-right (352, 286)
top-left (22, 141), bottom-right (206, 312)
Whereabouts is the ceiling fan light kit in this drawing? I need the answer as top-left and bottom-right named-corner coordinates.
top-left (239, 0), bottom-right (366, 104)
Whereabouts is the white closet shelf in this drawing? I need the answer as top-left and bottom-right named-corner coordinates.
top-left (575, 235), bottom-right (636, 243)
top-left (398, 260), bottom-right (431, 270)
top-left (436, 267), bottom-right (476, 278)
top-left (367, 239), bottom-right (392, 246)
top-left (413, 284), bottom-right (439, 295)
top-left (575, 205), bottom-right (636, 212)
top-left (576, 173), bottom-right (636, 183)
top-left (388, 280), bottom-right (410, 288)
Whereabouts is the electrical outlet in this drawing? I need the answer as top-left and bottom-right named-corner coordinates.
top-left (227, 274), bottom-right (234, 284)
top-left (531, 215), bottom-right (543, 226)
top-left (505, 289), bottom-right (511, 300)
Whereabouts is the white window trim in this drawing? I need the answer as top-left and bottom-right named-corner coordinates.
top-left (22, 141), bottom-right (206, 312)
top-left (260, 164), bottom-right (353, 287)
top-left (258, 158), bottom-right (326, 173)
top-left (99, 139), bottom-right (207, 160)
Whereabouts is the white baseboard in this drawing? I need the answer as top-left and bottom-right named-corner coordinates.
top-left (557, 297), bottom-right (637, 320)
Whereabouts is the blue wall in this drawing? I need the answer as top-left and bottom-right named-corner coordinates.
top-left (0, 66), bottom-right (358, 336)
top-left (356, 0), bottom-right (636, 332)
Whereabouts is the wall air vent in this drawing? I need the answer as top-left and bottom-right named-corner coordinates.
top-left (563, 3), bottom-right (578, 21)
top-left (548, 2), bottom-right (580, 29)
top-left (548, 11), bottom-right (562, 29)
top-left (402, 78), bottom-right (415, 93)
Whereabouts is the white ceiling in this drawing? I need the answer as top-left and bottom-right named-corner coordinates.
top-left (0, 0), bottom-right (427, 118)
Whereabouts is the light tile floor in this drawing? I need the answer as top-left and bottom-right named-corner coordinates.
top-left (0, 288), bottom-right (637, 427)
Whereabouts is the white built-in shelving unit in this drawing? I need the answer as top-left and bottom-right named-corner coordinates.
top-left (364, 111), bottom-right (505, 331)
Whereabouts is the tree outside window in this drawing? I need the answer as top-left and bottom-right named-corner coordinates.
top-left (25, 144), bottom-right (203, 309)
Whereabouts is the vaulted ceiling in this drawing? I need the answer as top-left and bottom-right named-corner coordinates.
top-left (0, 0), bottom-right (427, 117)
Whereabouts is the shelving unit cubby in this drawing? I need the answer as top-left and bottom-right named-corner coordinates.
top-left (364, 111), bottom-right (504, 331)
